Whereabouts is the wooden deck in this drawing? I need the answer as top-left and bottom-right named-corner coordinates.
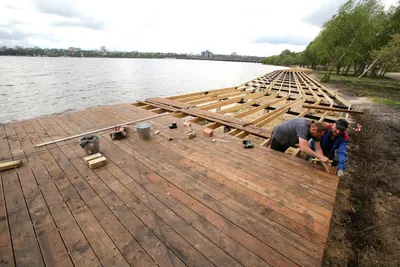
top-left (0, 70), bottom-right (342, 267)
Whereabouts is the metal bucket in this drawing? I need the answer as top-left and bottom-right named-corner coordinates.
top-left (79, 135), bottom-right (100, 155)
top-left (136, 122), bottom-right (151, 140)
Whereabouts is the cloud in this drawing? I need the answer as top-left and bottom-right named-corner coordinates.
top-left (254, 35), bottom-right (312, 46)
top-left (0, 27), bottom-right (28, 40)
top-left (32, 0), bottom-right (105, 30)
top-left (51, 19), bottom-right (105, 30)
top-left (33, 0), bottom-right (80, 19)
top-left (5, 5), bottom-right (23, 10)
top-left (303, 0), bottom-right (347, 26)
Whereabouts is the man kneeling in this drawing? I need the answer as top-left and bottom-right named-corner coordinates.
top-left (270, 118), bottom-right (330, 171)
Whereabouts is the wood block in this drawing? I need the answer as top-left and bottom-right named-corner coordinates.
top-left (0, 159), bottom-right (23, 171)
top-left (186, 132), bottom-right (196, 139)
top-left (83, 153), bottom-right (102, 164)
top-left (203, 128), bottom-right (214, 137)
top-left (88, 157), bottom-right (107, 169)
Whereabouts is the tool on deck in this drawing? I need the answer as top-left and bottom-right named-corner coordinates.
top-left (312, 158), bottom-right (338, 166)
top-left (243, 140), bottom-right (254, 149)
top-left (35, 112), bottom-right (171, 148)
top-left (79, 135), bottom-right (100, 155)
top-left (184, 121), bottom-right (196, 139)
top-left (169, 122), bottom-right (177, 129)
top-left (110, 125), bottom-right (129, 140)
top-left (212, 139), bottom-right (229, 143)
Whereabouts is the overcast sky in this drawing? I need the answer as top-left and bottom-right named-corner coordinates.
top-left (0, 0), bottom-right (398, 56)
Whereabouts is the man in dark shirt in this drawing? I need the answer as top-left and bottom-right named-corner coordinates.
top-left (271, 118), bottom-right (330, 169)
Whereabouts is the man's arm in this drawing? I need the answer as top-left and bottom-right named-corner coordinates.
top-left (299, 138), bottom-right (329, 163)
top-left (315, 141), bottom-right (331, 173)
top-left (337, 141), bottom-right (348, 170)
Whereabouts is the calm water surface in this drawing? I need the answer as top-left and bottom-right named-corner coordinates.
top-left (0, 57), bottom-right (285, 123)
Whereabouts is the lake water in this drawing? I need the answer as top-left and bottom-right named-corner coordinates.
top-left (0, 57), bottom-right (285, 123)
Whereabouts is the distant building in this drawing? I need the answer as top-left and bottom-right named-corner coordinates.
top-left (231, 52), bottom-right (237, 56)
top-left (68, 47), bottom-right (81, 52)
top-left (100, 46), bottom-right (107, 52)
top-left (201, 50), bottom-right (213, 58)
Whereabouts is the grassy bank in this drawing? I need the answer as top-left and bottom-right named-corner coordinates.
top-left (316, 71), bottom-right (400, 106)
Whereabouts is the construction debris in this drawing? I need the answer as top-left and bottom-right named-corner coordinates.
top-left (83, 153), bottom-right (107, 169)
top-left (203, 128), bottom-right (214, 137)
top-left (88, 156), bottom-right (107, 169)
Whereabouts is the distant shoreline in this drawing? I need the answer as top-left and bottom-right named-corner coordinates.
top-left (0, 55), bottom-right (262, 63)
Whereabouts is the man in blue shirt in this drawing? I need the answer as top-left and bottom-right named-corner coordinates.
top-left (310, 119), bottom-right (350, 177)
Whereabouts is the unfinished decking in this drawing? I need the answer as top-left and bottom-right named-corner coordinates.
top-left (0, 70), bottom-right (345, 267)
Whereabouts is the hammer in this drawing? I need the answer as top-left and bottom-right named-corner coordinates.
top-left (212, 139), bottom-right (229, 143)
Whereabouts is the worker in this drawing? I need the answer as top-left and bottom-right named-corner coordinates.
top-left (310, 118), bottom-right (349, 177)
top-left (270, 118), bottom-right (330, 168)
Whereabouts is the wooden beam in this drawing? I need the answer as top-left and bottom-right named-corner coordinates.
top-left (216, 94), bottom-right (278, 114)
top-left (200, 91), bottom-right (268, 111)
top-left (302, 105), bottom-right (364, 114)
top-left (167, 86), bottom-right (236, 100)
top-left (0, 160), bottom-right (23, 171)
top-left (234, 96), bottom-right (289, 119)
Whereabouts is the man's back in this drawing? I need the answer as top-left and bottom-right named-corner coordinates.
top-left (272, 118), bottom-right (311, 148)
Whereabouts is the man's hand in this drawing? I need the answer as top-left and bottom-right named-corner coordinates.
top-left (319, 155), bottom-right (330, 163)
top-left (337, 169), bottom-right (344, 178)
top-left (322, 162), bottom-right (330, 173)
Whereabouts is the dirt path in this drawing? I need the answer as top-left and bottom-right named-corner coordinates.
top-left (315, 76), bottom-right (400, 266)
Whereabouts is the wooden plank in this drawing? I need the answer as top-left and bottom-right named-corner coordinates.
top-left (88, 156), bottom-right (107, 169)
top-left (0, 166), bottom-right (15, 267)
top-left (18, 122), bottom-right (102, 267)
top-left (302, 104), bottom-right (363, 114)
top-left (167, 87), bottom-right (237, 101)
top-left (55, 107), bottom-right (221, 267)
top-left (187, 90), bottom-right (246, 105)
top-left (146, 97), bottom-right (195, 109)
top-left (67, 114), bottom-right (219, 267)
top-left (234, 96), bottom-right (289, 118)
top-left (77, 107), bottom-right (283, 266)
top-left (0, 160), bottom-right (22, 171)
top-left (216, 94), bottom-right (277, 114)
top-left (11, 122), bottom-right (76, 267)
top-left (0, 124), bottom-right (12, 161)
top-left (87, 102), bottom-right (338, 266)
top-left (88, 110), bottom-right (320, 266)
top-left (1, 168), bottom-right (45, 267)
top-left (120, 129), bottom-right (329, 257)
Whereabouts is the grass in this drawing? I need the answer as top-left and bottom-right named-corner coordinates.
top-left (316, 71), bottom-right (400, 103)
top-left (370, 97), bottom-right (400, 107)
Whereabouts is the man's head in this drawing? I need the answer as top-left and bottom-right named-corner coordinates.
top-left (310, 121), bottom-right (328, 138)
top-left (332, 119), bottom-right (349, 137)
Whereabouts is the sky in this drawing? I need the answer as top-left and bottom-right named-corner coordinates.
top-left (0, 0), bottom-right (398, 56)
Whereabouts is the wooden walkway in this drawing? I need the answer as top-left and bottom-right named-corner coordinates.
top-left (1, 70), bottom-right (341, 267)
top-left (136, 70), bottom-right (354, 146)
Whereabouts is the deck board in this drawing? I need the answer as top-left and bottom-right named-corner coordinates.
top-left (0, 101), bottom-right (340, 266)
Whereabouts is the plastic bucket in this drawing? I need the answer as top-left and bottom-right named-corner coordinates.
top-left (136, 122), bottom-right (152, 140)
top-left (79, 135), bottom-right (100, 155)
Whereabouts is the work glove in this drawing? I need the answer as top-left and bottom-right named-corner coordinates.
top-left (337, 169), bottom-right (344, 178)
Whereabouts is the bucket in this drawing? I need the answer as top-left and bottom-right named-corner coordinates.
top-left (136, 122), bottom-right (152, 140)
top-left (79, 135), bottom-right (100, 155)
